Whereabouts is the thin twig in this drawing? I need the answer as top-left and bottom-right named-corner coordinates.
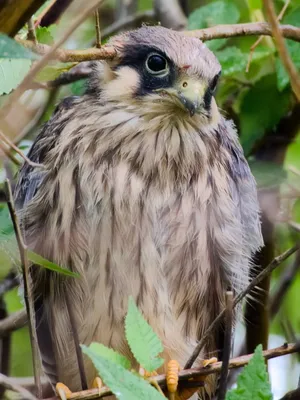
top-left (51, 343), bottom-right (300, 399)
top-left (0, 130), bottom-right (42, 168)
top-left (217, 291), bottom-right (233, 400)
top-left (17, 22), bottom-right (300, 64)
top-left (263, 0), bottom-right (300, 100)
top-left (185, 22), bottom-right (300, 42)
top-left (27, 18), bottom-right (38, 44)
top-left (270, 250), bottom-right (300, 317)
top-left (0, 309), bottom-right (27, 337)
top-left (246, 0), bottom-right (290, 72)
top-left (4, 180), bottom-right (42, 399)
top-left (65, 293), bottom-right (88, 390)
top-left (0, 373), bottom-right (37, 400)
top-left (184, 243), bottom-right (300, 369)
top-left (95, 9), bottom-right (101, 48)
top-left (0, 140), bottom-right (21, 166)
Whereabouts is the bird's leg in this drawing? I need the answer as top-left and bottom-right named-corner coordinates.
top-left (166, 357), bottom-right (218, 400)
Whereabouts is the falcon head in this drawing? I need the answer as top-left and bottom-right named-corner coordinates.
top-left (91, 26), bottom-right (222, 123)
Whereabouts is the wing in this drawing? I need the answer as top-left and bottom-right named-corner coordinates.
top-left (14, 96), bottom-right (80, 389)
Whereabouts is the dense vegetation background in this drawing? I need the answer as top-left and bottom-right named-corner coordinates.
top-left (0, 0), bottom-right (300, 399)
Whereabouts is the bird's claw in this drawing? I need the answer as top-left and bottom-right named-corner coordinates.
top-left (202, 357), bottom-right (218, 368)
top-left (56, 382), bottom-right (72, 400)
top-left (92, 376), bottom-right (103, 395)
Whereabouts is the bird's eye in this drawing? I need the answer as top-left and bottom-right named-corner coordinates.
top-left (146, 54), bottom-right (168, 75)
top-left (210, 71), bottom-right (221, 93)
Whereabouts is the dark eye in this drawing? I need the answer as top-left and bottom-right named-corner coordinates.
top-left (210, 71), bottom-right (221, 92)
top-left (146, 54), bottom-right (168, 75)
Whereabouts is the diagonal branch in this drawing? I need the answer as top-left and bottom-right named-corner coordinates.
top-left (4, 181), bottom-right (42, 398)
top-left (184, 243), bottom-right (300, 369)
top-left (263, 0), bottom-right (300, 100)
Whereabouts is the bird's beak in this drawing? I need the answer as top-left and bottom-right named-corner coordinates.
top-left (175, 78), bottom-right (206, 117)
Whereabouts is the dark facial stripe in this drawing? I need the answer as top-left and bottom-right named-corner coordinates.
top-left (116, 44), bottom-right (177, 96)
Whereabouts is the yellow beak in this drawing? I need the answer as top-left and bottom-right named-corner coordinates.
top-left (175, 78), bottom-right (206, 116)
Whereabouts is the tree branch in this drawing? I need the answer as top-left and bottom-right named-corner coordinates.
top-left (263, 0), bottom-right (300, 100)
top-left (44, 343), bottom-right (300, 399)
top-left (0, 373), bottom-right (37, 400)
top-left (184, 243), bottom-right (300, 369)
top-left (5, 181), bottom-right (42, 398)
top-left (17, 22), bottom-right (300, 64)
top-left (0, 309), bottom-right (27, 338)
top-left (0, 0), bottom-right (47, 36)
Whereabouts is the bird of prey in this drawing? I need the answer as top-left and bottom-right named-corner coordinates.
top-left (14, 26), bottom-right (263, 399)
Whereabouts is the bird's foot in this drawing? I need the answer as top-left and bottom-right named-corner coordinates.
top-left (56, 377), bottom-right (103, 400)
top-left (56, 383), bottom-right (72, 400)
top-left (166, 357), bottom-right (218, 400)
top-left (92, 376), bottom-right (103, 394)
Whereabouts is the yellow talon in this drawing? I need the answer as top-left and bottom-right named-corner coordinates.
top-left (56, 382), bottom-right (72, 400)
top-left (139, 366), bottom-right (158, 378)
top-left (167, 360), bottom-right (180, 399)
top-left (202, 357), bottom-right (218, 368)
top-left (92, 377), bottom-right (103, 394)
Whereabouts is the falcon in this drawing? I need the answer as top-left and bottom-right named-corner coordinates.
top-left (14, 26), bottom-right (263, 399)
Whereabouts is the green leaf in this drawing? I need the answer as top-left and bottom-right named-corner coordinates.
top-left (82, 346), bottom-right (165, 400)
top-left (27, 250), bottom-right (79, 278)
top-left (36, 62), bottom-right (76, 82)
top-left (188, 1), bottom-right (240, 51)
top-left (216, 46), bottom-right (273, 77)
top-left (226, 345), bottom-right (272, 400)
top-left (36, 26), bottom-right (54, 45)
top-left (0, 34), bottom-right (37, 59)
top-left (275, 7), bottom-right (300, 91)
top-left (0, 205), bottom-right (14, 236)
top-left (248, 160), bottom-right (287, 190)
top-left (125, 297), bottom-right (163, 372)
top-left (0, 59), bottom-right (32, 95)
top-left (247, 0), bottom-right (262, 10)
top-left (240, 75), bottom-right (291, 155)
top-left (216, 47), bottom-right (247, 76)
top-left (87, 343), bottom-right (131, 369)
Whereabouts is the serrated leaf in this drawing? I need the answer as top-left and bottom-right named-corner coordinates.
top-left (240, 75), bottom-right (291, 155)
top-left (27, 250), bottom-right (79, 278)
top-left (276, 7), bottom-right (300, 91)
top-left (216, 46), bottom-right (273, 77)
top-left (36, 62), bottom-right (76, 82)
top-left (0, 34), bottom-right (37, 59)
top-left (36, 26), bottom-right (54, 45)
top-left (226, 345), bottom-right (272, 400)
top-left (125, 297), bottom-right (163, 372)
top-left (82, 346), bottom-right (165, 400)
top-left (87, 343), bottom-right (131, 369)
top-left (0, 59), bottom-right (32, 95)
top-left (188, 1), bottom-right (240, 51)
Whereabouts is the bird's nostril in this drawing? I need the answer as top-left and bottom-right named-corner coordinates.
top-left (182, 82), bottom-right (188, 88)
